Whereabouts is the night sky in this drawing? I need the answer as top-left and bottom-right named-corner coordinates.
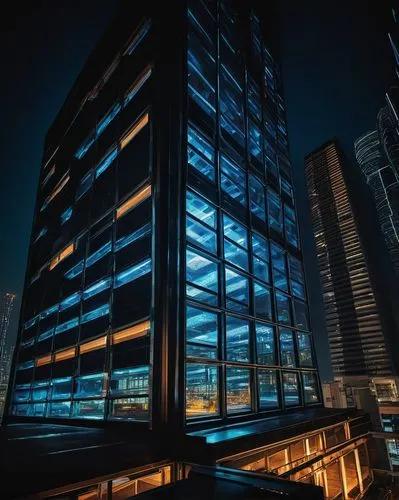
top-left (0, 1), bottom-right (395, 380)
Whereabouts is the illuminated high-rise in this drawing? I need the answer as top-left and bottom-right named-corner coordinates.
top-left (3, 2), bottom-right (373, 498)
top-left (0, 293), bottom-right (15, 358)
top-left (305, 139), bottom-right (394, 379)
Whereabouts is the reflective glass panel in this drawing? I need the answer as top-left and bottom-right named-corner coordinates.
top-left (186, 305), bottom-right (218, 359)
top-left (303, 372), bottom-right (319, 404)
top-left (186, 363), bottom-right (219, 418)
top-left (258, 369), bottom-right (279, 409)
top-left (226, 315), bottom-right (249, 362)
top-left (279, 329), bottom-right (296, 367)
top-left (283, 372), bottom-right (300, 407)
top-left (226, 367), bottom-right (251, 414)
top-left (256, 323), bottom-right (275, 365)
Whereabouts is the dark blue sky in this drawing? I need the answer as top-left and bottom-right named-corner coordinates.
top-left (0, 1), bottom-right (395, 380)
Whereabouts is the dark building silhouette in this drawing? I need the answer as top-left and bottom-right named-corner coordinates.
top-left (305, 139), bottom-right (393, 379)
top-left (2, 2), bottom-right (373, 498)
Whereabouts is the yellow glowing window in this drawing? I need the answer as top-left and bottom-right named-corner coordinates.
top-left (36, 354), bottom-right (52, 367)
top-left (80, 335), bottom-right (107, 354)
top-left (42, 172), bottom-right (70, 211)
top-left (49, 242), bottom-right (75, 271)
top-left (116, 184), bottom-right (151, 219)
top-left (54, 347), bottom-right (76, 362)
top-left (112, 320), bottom-right (150, 345)
top-left (120, 113), bottom-right (149, 150)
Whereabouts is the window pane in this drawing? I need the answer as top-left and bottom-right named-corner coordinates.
top-left (283, 372), bottom-right (300, 407)
top-left (285, 216), bottom-right (299, 248)
top-left (220, 69), bottom-right (245, 146)
top-left (247, 81), bottom-right (261, 121)
top-left (110, 397), bottom-right (149, 421)
top-left (73, 400), bottom-right (105, 420)
top-left (110, 366), bottom-right (149, 397)
top-left (258, 369), bottom-right (279, 409)
top-left (187, 216), bottom-right (217, 253)
top-left (226, 367), bottom-right (251, 414)
top-left (186, 363), bottom-right (219, 417)
top-left (225, 267), bottom-right (249, 312)
top-left (186, 248), bottom-right (218, 305)
top-left (248, 121), bottom-right (262, 162)
top-left (186, 305), bottom-right (218, 359)
top-left (226, 315), bottom-right (249, 362)
top-left (279, 329), bottom-right (296, 367)
top-left (188, 31), bottom-right (216, 116)
top-left (220, 155), bottom-right (246, 205)
top-left (268, 189), bottom-right (282, 233)
top-left (254, 282), bottom-right (272, 320)
top-left (223, 214), bottom-right (247, 247)
top-left (253, 256), bottom-right (269, 282)
top-left (187, 190), bottom-right (217, 228)
top-left (256, 323), bottom-right (275, 365)
top-left (303, 372), bottom-right (319, 404)
top-left (74, 373), bottom-right (105, 399)
top-left (276, 292), bottom-right (292, 326)
top-left (297, 333), bottom-right (313, 367)
top-left (188, 126), bottom-right (215, 181)
top-left (294, 300), bottom-right (309, 330)
top-left (249, 175), bottom-right (266, 221)
top-left (224, 240), bottom-right (248, 271)
top-left (252, 233), bottom-right (269, 261)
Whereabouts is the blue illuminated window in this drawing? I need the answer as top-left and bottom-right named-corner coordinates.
top-left (220, 154), bottom-right (246, 205)
top-left (188, 126), bottom-right (215, 181)
top-left (32, 381), bottom-right (49, 402)
top-left (114, 258), bottom-right (151, 288)
top-left (24, 315), bottom-right (39, 330)
top-left (83, 278), bottom-right (112, 300)
top-left (256, 323), bottom-right (275, 365)
top-left (55, 317), bottom-right (79, 335)
top-left (81, 303), bottom-right (109, 324)
top-left (186, 248), bottom-right (218, 305)
top-left (225, 267), bottom-right (249, 312)
top-left (297, 333), bottom-right (313, 367)
top-left (223, 215), bottom-right (248, 271)
top-left (275, 291), bottom-right (292, 326)
top-left (186, 191), bottom-right (217, 254)
top-left (95, 147), bottom-right (118, 179)
top-left (14, 386), bottom-right (30, 402)
top-left (124, 20), bottom-right (151, 56)
top-left (271, 243), bottom-right (288, 292)
top-left (17, 360), bottom-right (34, 371)
top-left (60, 207), bottom-right (73, 225)
top-left (226, 367), bottom-right (251, 414)
top-left (73, 400), bottom-right (105, 420)
top-left (110, 366), bottom-right (149, 396)
top-left (38, 328), bottom-right (54, 342)
top-left (248, 121), bottom-right (262, 162)
top-left (47, 401), bottom-right (71, 418)
top-left (75, 133), bottom-right (96, 160)
top-left (220, 68), bottom-right (245, 146)
top-left (279, 329), bottom-right (296, 367)
top-left (284, 205), bottom-right (299, 248)
top-left (115, 223), bottom-right (150, 252)
top-left (283, 372), bottom-right (300, 407)
top-left (97, 103), bottom-right (121, 136)
top-left (226, 315), bottom-right (249, 362)
top-left (76, 171), bottom-right (94, 201)
top-left (186, 305), bottom-right (218, 359)
top-left (258, 369), bottom-right (279, 409)
top-left (188, 30), bottom-right (216, 116)
top-left (252, 233), bottom-right (269, 283)
top-left (289, 255), bottom-right (305, 298)
top-left (41, 304), bottom-right (58, 319)
top-left (74, 373), bottom-right (105, 399)
top-left (51, 377), bottom-right (72, 400)
top-left (124, 66), bottom-right (152, 106)
top-left (267, 189), bottom-right (282, 233)
top-left (254, 282), bottom-right (272, 320)
top-left (86, 241), bottom-right (112, 268)
top-left (249, 175), bottom-right (266, 221)
top-left (60, 292), bottom-right (81, 311)
top-left (21, 338), bottom-right (35, 348)
top-left (65, 260), bottom-right (84, 280)
top-left (281, 178), bottom-right (293, 199)
top-left (247, 80), bottom-right (261, 121)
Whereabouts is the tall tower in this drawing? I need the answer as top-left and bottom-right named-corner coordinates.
top-left (305, 139), bottom-right (393, 380)
top-left (354, 128), bottom-right (399, 278)
top-left (0, 293), bottom-right (15, 357)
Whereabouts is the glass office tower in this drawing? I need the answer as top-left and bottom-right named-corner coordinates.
top-left (9, 0), bottom-right (319, 427)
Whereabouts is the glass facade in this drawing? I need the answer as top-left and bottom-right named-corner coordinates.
top-left (185, 0), bottom-right (319, 423)
top-left (11, 19), bottom-right (153, 422)
top-left (9, 0), bottom-right (320, 426)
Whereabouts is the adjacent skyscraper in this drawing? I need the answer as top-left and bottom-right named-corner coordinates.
top-left (305, 139), bottom-right (394, 379)
top-left (354, 127), bottom-right (399, 278)
top-left (0, 293), bottom-right (15, 357)
top-left (4, 2), bottom-right (373, 498)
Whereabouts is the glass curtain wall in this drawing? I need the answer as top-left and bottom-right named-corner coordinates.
top-left (185, 0), bottom-right (319, 423)
top-left (12, 21), bottom-right (154, 422)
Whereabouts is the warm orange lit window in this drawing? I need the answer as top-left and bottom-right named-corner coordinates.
top-left (120, 113), bottom-right (149, 150)
top-left (36, 354), bottom-right (52, 367)
top-left (116, 185), bottom-right (151, 219)
top-left (49, 242), bottom-right (74, 271)
top-left (124, 65), bottom-right (152, 103)
top-left (54, 347), bottom-right (76, 362)
top-left (112, 320), bottom-right (150, 345)
top-left (80, 335), bottom-right (107, 354)
top-left (42, 171), bottom-right (70, 211)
